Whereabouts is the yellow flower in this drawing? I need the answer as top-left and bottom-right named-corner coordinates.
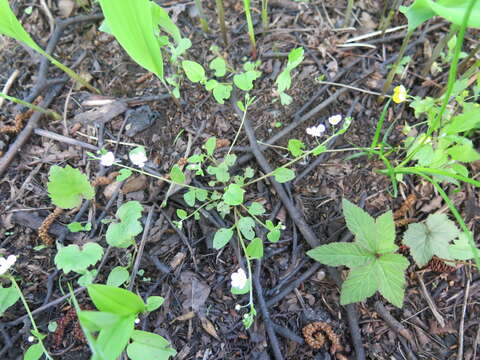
top-left (392, 85), bottom-right (407, 104)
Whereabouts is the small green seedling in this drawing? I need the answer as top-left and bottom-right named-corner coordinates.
top-left (307, 199), bottom-right (409, 307)
top-left (275, 48), bottom-right (305, 105)
top-left (105, 201), bottom-right (144, 248)
top-left (47, 165), bottom-right (95, 209)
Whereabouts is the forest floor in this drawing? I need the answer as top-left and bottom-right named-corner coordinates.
top-left (1, 0), bottom-right (479, 359)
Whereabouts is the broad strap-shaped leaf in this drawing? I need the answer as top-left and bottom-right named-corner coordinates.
top-left (127, 330), bottom-right (176, 360)
top-left (340, 262), bottom-right (377, 305)
top-left (87, 284), bottom-right (146, 316)
top-left (375, 253), bottom-right (409, 308)
top-left (307, 242), bottom-right (374, 268)
top-left (95, 314), bottom-right (135, 360)
top-left (98, 0), bottom-right (164, 79)
top-left (47, 165), bottom-right (95, 209)
top-left (403, 213), bottom-right (459, 266)
top-left (342, 199), bottom-right (376, 252)
top-left (375, 210), bottom-right (398, 254)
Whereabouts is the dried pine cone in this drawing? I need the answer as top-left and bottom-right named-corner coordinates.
top-left (38, 207), bottom-right (63, 245)
top-left (427, 256), bottom-right (456, 273)
top-left (393, 194), bottom-right (417, 219)
top-left (302, 322), bottom-right (343, 354)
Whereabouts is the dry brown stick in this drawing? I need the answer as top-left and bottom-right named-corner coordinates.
top-left (457, 272), bottom-right (471, 360)
top-left (0, 70), bottom-right (20, 108)
top-left (374, 301), bottom-right (417, 350)
top-left (416, 272), bottom-right (446, 327)
top-left (34, 128), bottom-right (99, 151)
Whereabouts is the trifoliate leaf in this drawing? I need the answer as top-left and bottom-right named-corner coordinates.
top-left (288, 139), bottom-right (305, 157)
top-left (340, 262), bottom-right (377, 305)
top-left (170, 165), bottom-right (185, 184)
top-left (238, 216), bottom-right (256, 240)
top-left (248, 202), bottom-right (265, 216)
top-left (376, 253), bottom-right (409, 307)
top-left (342, 199), bottom-right (376, 253)
top-left (213, 228), bottom-right (233, 249)
top-left (273, 167), bottom-right (295, 183)
top-left (307, 243), bottom-right (374, 267)
top-left (403, 213), bottom-right (459, 267)
top-left (47, 165), bottom-right (94, 209)
top-left (127, 330), bottom-right (176, 360)
top-left (204, 137), bottom-right (216, 156)
top-left (448, 232), bottom-right (479, 260)
top-left (246, 238), bottom-right (263, 259)
top-left (54, 242), bottom-right (104, 274)
top-left (182, 60), bottom-right (206, 83)
top-left (223, 184), bottom-right (245, 205)
top-left (106, 201), bottom-right (143, 248)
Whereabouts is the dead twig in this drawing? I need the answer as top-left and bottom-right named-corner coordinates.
top-left (457, 270), bottom-right (471, 360)
top-left (416, 271), bottom-right (446, 328)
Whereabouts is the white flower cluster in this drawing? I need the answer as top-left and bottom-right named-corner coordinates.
top-left (99, 146), bottom-right (148, 168)
top-left (306, 114), bottom-right (342, 137)
top-left (231, 268), bottom-right (247, 289)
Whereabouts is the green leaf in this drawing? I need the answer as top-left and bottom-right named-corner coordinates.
top-left (448, 232), bottom-right (479, 260)
top-left (446, 144), bottom-right (480, 162)
top-left (238, 216), bottom-right (256, 240)
top-left (213, 228), bottom-right (233, 249)
top-left (267, 228), bottom-right (281, 243)
top-left (170, 165), bottom-right (186, 184)
top-left (233, 70), bottom-right (261, 91)
top-left (151, 3), bottom-right (182, 43)
top-left (231, 279), bottom-right (251, 295)
top-left (224, 154), bottom-right (237, 167)
top-left (127, 330), bottom-right (176, 360)
top-left (87, 284), bottom-right (146, 315)
top-left (248, 202), bottom-right (265, 216)
top-left (209, 57), bottom-right (227, 77)
top-left (273, 167), bottom-right (295, 183)
top-left (288, 139), bottom-right (305, 157)
top-left (78, 310), bottom-right (122, 332)
top-left (342, 199), bottom-right (377, 252)
top-left (98, 0), bottom-right (164, 79)
top-left (195, 188), bottom-right (208, 201)
top-left (307, 243), bottom-right (374, 267)
top-left (106, 201), bottom-right (143, 248)
top-left (176, 209), bottom-right (188, 220)
top-left (375, 211), bottom-right (397, 254)
top-left (183, 189), bottom-right (196, 207)
top-left (400, 0), bottom-right (436, 32)
top-left (96, 314), bottom-right (135, 360)
top-left (376, 253), bottom-right (409, 307)
top-left (223, 184), bottom-right (245, 205)
top-left (106, 266), bottom-right (130, 287)
top-left (54, 243), bottom-right (103, 274)
top-left (279, 92), bottom-right (293, 106)
top-left (67, 221), bottom-right (91, 233)
top-left (23, 343), bottom-right (43, 360)
top-left (212, 84), bottom-right (232, 104)
top-left (442, 108), bottom-right (480, 134)
top-left (276, 71), bottom-right (291, 93)
top-left (246, 238), bottom-right (263, 259)
top-left (312, 145), bottom-right (326, 156)
top-left (340, 262), bottom-right (378, 305)
top-left (146, 296), bottom-right (164, 312)
top-left (116, 169), bottom-right (132, 182)
top-left (78, 270), bottom-right (97, 286)
top-left (403, 213), bottom-right (459, 267)
top-left (0, 285), bottom-right (20, 317)
top-left (182, 60), bottom-right (206, 83)
top-left (47, 165), bottom-right (94, 209)
top-left (286, 47), bottom-right (304, 70)
top-left (204, 137), bottom-right (217, 156)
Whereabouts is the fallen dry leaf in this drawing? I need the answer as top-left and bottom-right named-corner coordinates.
top-left (180, 271), bottom-right (211, 312)
top-left (199, 316), bottom-right (220, 340)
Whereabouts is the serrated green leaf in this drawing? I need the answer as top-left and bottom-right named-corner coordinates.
top-left (279, 92), bottom-right (293, 106)
top-left (209, 57), bottom-right (227, 77)
top-left (307, 243), bottom-right (374, 267)
top-left (273, 167), bottom-right (295, 183)
top-left (0, 285), bottom-right (20, 317)
top-left (340, 262), bottom-right (377, 305)
top-left (446, 144), bottom-right (480, 162)
top-left (223, 184), bottom-right (245, 205)
top-left (233, 70), bottom-right (261, 91)
top-left (375, 211), bottom-right (397, 254)
top-left (127, 330), bottom-right (176, 360)
top-left (442, 108), bottom-right (480, 134)
top-left (288, 139), bottom-right (305, 157)
top-left (195, 188), bottom-right (208, 201)
top-left (87, 284), bottom-right (145, 315)
top-left (213, 228), bottom-right (233, 249)
top-left (106, 201), bottom-right (143, 248)
top-left (170, 165), bottom-right (185, 184)
top-left (403, 213), bottom-right (459, 267)
top-left (238, 216), bottom-right (256, 240)
top-left (183, 189), bottom-right (196, 207)
top-left (54, 243), bottom-right (104, 274)
top-left (246, 238), bottom-right (263, 259)
top-left (47, 165), bottom-right (94, 209)
top-left (106, 266), bottom-right (129, 287)
top-left (286, 47), bottom-right (304, 70)
top-left (342, 199), bottom-right (377, 252)
top-left (248, 202), bottom-right (265, 216)
top-left (276, 71), bottom-right (291, 93)
top-left (182, 60), bottom-right (206, 83)
top-left (448, 232), bottom-right (479, 260)
top-left (204, 137), bottom-right (217, 156)
top-left (376, 253), bottom-right (409, 307)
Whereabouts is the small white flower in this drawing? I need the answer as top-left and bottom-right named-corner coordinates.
top-left (231, 268), bottom-right (247, 289)
top-left (129, 146), bottom-right (148, 168)
top-left (328, 114), bottom-right (342, 125)
top-left (134, 318), bottom-right (140, 324)
top-left (235, 304), bottom-right (242, 311)
top-left (0, 255), bottom-right (16, 275)
top-left (100, 152), bottom-right (115, 167)
top-left (306, 124), bottom-right (326, 137)
top-left (27, 336), bottom-right (35, 343)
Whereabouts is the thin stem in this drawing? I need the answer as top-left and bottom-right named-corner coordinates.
top-left (215, 0), bottom-right (228, 46)
top-left (370, 99), bottom-right (391, 157)
top-left (10, 276), bottom-right (53, 360)
top-left (243, 0), bottom-right (257, 58)
top-left (234, 208), bottom-right (254, 310)
top-left (227, 103), bottom-right (249, 156)
top-left (261, 0), bottom-right (269, 31)
top-left (0, 92), bottom-right (61, 119)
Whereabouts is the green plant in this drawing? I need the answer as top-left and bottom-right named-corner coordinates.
top-left (275, 47), bottom-right (305, 105)
top-left (193, 0), bottom-right (210, 33)
top-left (0, 0), bottom-right (98, 93)
top-left (261, 0), bottom-right (269, 30)
top-left (47, 165), bottom-right (95, 209)
top-left (0, 92), bottom-right (61, 119)
top-left (243, 0), bottom-right (257, 58)
top-left (307, 199), bottom-right (409, 307)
